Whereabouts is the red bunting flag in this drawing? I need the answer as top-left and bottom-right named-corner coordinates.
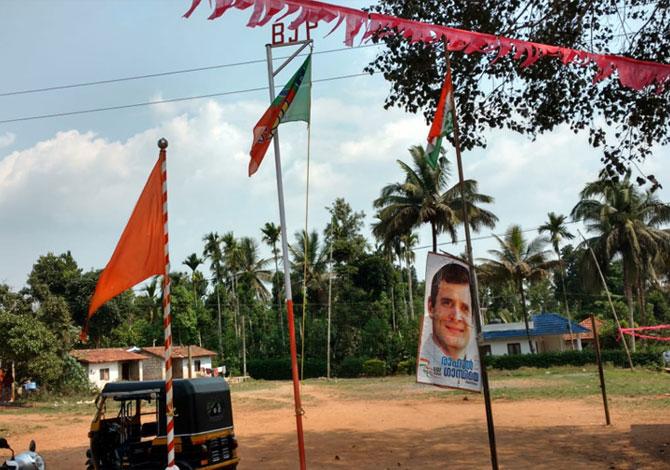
top-left (82, 154), bottom-right (165, 340)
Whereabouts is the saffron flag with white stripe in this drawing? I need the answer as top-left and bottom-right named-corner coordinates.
top-left (82, 155), bottom-right (165, 340)
top-left (426, 70), bottom-right (454, 169)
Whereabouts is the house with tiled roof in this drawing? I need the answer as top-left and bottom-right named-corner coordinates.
top-left (482, 313), bottom-right (590, 356)
top-left (70, 348), bottom-right (146, 389)
top-left (139, 346), bottom-right (216, 380)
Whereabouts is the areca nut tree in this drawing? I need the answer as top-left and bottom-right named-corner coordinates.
top-left (261, 222), bottom-right (284, 345)
top-left (399, 232), bottom-right (418, 321)
top-left (373, 145), bottom-right (497, 252)
top-left (571, 173), bottom-right (670, 351)
top-left (538, 212), bottom-right (576, 348)
top-left (221, 232), bottom-right (242, 339)
top-left (290, 229), bottom-right (328, 378)
top-left (236, 236), bottom-right (272, 377)
top-left (479, 225), bottom-right (558, 354)
top-left (203, 231), bottom-right (225, 357)
top-left (182, 253), bottom-right (203, 311)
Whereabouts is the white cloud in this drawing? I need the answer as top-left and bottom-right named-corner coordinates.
top-left (0, 132), bottom-right (15, 148)
top-left (0, 95), bottom-right (668, 290)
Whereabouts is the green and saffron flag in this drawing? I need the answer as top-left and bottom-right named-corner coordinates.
top-left (249, 55), bottom-right (311, 176)
top-left (426, 70), bottom-right (454, 169)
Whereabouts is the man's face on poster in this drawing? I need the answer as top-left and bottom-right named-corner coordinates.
top-left (428, 280), bottom-right (472, 359)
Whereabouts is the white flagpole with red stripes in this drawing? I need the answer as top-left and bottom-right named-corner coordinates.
top-left (158, 138), bottom-right (178, 470)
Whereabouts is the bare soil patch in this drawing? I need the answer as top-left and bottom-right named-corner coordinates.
top-left (1, 379), bottom-right (668, 469)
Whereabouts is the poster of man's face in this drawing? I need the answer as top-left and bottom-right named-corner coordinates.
top-left (417, 252), bottom-right (482, 392)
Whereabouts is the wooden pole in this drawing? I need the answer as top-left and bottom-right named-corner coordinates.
top-left (188, 345), bottom-right (193, 379)
top-left (445, 49), bottom-right (499, 470)
top-left (591, 314), bottom-right (611, 425)
top-left (577, 229), bottom-right (634, 369)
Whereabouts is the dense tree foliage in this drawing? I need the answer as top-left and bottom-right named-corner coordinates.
top-left (1, 154), bottom-right (668, 390)
top-left (366, 0), bottom-right (670, 187)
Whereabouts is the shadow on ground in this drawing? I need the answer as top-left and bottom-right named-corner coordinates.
top-left (36, 423), bottom-right (670, 469)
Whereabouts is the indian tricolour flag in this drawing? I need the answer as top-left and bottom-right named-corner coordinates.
top-left (425, 70), bottom-right (454, 169)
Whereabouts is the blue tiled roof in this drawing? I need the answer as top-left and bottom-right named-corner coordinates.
top-left (483, 313), bottom-right (589, 341)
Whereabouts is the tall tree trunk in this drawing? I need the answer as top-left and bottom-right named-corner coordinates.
top-left (273, 244), bottom-right (285, 347)
top-left (327, 242), bottom-right (333, 379)
top-left (431, 222), bottom-right (437, 252)
top-left (216, 285), bottom-right (223, 358)
top-left (557, 249), bottom-right (575, 350)
top-left (518, 278), bottom-right (535, 354)
top-left (623, 264), bottom-right (636, 352)
top-left (241, 312), bottom-right (247, 377)
top-left (406, 255), bottom-right (415, 321)
top-left (232, 276), bottom-right (240, 338)
top-left (390, 283), bottom-right (397, 331)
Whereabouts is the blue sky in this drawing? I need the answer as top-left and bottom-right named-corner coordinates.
top-left (1, 1), bottom-right (668, 290)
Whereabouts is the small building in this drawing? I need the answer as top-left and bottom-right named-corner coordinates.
top-left (70, 348), bottom-right (145, 389)
top-left (482, 313), bottom-right (590, 356)
top-left (139, 346), bottom-right (216, 380)
top-left (563, 317), bottom-right (603, 349)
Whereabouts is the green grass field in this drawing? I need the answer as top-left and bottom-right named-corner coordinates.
top-left (2, 365), bottom-right (668, 416)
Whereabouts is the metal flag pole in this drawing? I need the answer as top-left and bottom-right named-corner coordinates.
top-left (266, 40), bottom-right (311, 470)
top-left (445, 50), bottom-right (499, 470)
top-left (158, 138), bottom-right (178, 470)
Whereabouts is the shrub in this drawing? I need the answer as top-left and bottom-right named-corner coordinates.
top-left (338, 357), bottom-right (366, 378)
top-left (484, 349), bottom-right (662, 370)
top-left (395, 359), bottom-right (416, 375)
top-left (362, 359), bottom-right (387, 377)
top-left (56, 354), bottom-right (94, 394)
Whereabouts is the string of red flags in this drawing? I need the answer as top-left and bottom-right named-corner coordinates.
top-left (249, 54), bottom-right (311, 176)
top-left (619, 325), bottom-right (670, 342)
top-left (81, 149), bottom-right (166, 341)
top-left (183, 0), bottom-right (670, 92)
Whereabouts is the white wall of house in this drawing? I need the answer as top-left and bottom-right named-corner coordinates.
top-left (484, 338), bottom-right (537, 356)
top-left (87, 361), bottom-right (119, 389)
top-left (179, 356), bottom-right (213, 378)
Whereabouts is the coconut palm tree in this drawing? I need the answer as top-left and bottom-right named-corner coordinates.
top-left (479, 225), bottom-right (557, 353)
top-left (373, 145), bottom-right (497, 252)
top-left (261, 222), bottom-right (283, 343)
top-left (203, 232), bottom-right (225, 356)
top-left (571, 173), bottom-right (670, 351)
top-left (538, 212), bottom-right (576, 348)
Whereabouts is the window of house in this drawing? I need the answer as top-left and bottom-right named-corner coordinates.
top-left (482, 345), bottom-right (492, 356)
top-left (194, 360), bottom-right (201, 372)
top-left (507, 343), bottom-right (522, 355)
top-left (100, 368), bottom-right (110, 381)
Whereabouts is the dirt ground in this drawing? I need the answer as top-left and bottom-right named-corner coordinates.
top-left (1, 381), bottom-right (669, 469)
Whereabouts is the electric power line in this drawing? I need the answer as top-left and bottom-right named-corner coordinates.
top-left (0, 44), bottom-right (380, 98)
top-left (0, 72), bottom-right (374, 124)
top-left (413, 220), bottom-right (581, 252)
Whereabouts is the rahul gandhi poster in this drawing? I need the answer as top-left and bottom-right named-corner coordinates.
top-left (417, 252), bottom-right (482, 392)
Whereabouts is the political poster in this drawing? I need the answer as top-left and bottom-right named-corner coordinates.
top-left (417, 252), bottom-right (482, 392)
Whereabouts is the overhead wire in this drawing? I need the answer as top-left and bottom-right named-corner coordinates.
top-left (412, 220), bottom-right (581, 252)
top-left (0, 72), bottom-right (373, 124)
top-left (0, 43), bottom-right (381, 97)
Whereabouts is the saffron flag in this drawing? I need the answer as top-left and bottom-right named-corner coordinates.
top-left (249, 55), bottom-right (311, 176)
top-left (82, 156), bottom-right (165, 340)
top-left (426, 70), bottom-right (454, 169)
